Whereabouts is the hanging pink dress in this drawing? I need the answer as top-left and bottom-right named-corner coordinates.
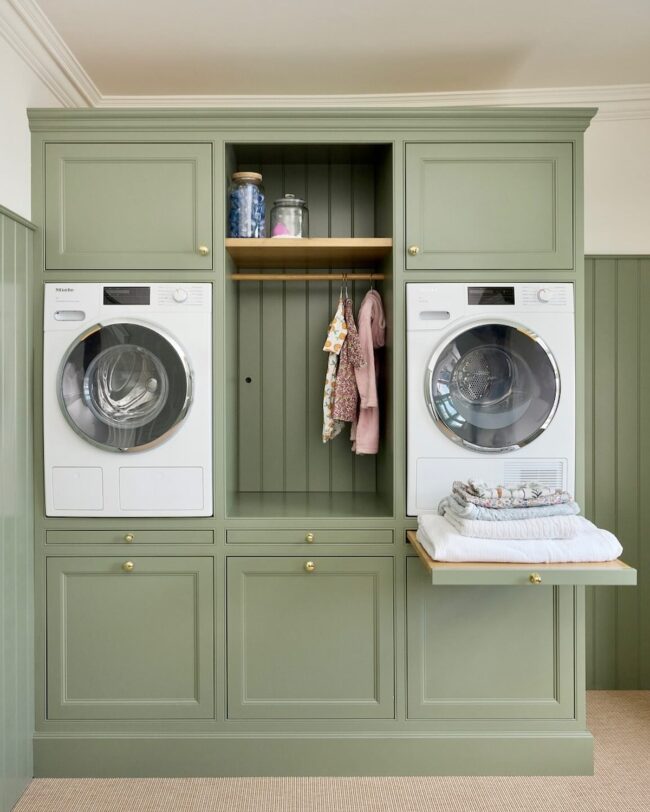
top-left (353, 290), bottom-right (386, 455)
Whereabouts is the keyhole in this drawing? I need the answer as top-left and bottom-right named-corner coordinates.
top-left (245, 377), bottom-right (252, 383)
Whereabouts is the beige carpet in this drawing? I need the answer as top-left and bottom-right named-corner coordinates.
top-left (14, 692), bottom-right (650, 812)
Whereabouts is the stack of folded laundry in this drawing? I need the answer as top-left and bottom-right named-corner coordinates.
top-left (417, 480), bottom-right (622, 563)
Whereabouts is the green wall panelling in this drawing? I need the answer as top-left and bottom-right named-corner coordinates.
top-left (225, 143), bottom-right (394, 518)
top-left (227, 556), bottom-right (394, 719)
top-left (585, 257), bottom-right (650, 689)
top-left (405, 142), bottom-right (574, 270)
top-left (0, 207), bottom-right (34, 812)
top-left (44, 142), bottom-right (213, 270)
top-left (46, 556), bottom-right (215, 720)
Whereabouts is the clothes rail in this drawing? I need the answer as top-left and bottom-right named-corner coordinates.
top-left (230, 273), bottom-right (385, 282)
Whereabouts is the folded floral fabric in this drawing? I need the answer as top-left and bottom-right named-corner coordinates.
top-left (417, 514), bottom-right (622, 564)
top-left (438, 494), bottom-right (581, 522)
top-left (453, 480), bottom-right (574, 509)
top-left (439, 508), bottom-right (580, 540)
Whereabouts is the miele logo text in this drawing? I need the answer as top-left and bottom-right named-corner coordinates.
top-left (56, 287), bottom-right (75, 292)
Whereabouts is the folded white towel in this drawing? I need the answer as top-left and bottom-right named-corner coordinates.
top-left (417, 514), bottom-right (623, 563)
top-left (439, 509), bottom-right (580, 540)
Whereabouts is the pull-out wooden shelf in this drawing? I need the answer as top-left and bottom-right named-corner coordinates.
top-left (225, 237), bottom-right (392, 268)
top-left (407, 531), bottom-right (637, 587)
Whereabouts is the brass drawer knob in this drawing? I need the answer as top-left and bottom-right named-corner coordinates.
top-left (122, 561), bottom-right (135, 573)
top-left (124, 533), bottom-right (134, 544)
top-left (304, 561), bottom-right (316, 573)
top-left (305, 532), bottom-right (315, 544)
top-left (529, 573), bottom-right (542, 585)
top-left (198, 244), bottom-right (210, 256)
top-left (407, 245), bottom-right (420, 256)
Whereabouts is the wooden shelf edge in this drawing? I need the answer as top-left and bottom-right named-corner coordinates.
top-left (406, 530), bottom-right (634, 574)
top-left (225, 237), bottom-right (393, 269)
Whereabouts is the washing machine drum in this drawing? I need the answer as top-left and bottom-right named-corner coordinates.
top-left (58, 322), bottom-right (192, 451)
top-left (427, 322), bottom-right (560, 452)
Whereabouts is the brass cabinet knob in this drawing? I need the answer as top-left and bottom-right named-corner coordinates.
top-left (407, 245), bottom-right (420, 256)
top-left (122, 561), bottom-right (135, 573)
top-left (124, 533), bottom-right (134, 544)
top-left (304, 561), bottom-right (316, 573)
top-left (305, 532), bottom-right (315, 544)
top-left (198, 244), bottom-right (210, 256)
top-left (529, 573), bottom-right (542, 585)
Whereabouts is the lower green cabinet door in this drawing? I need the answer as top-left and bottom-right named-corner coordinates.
top-left (46, 557), bottom-right (214, 720)
top-left (227, 556), bottom-right (394, 719)
top-left (406, 559), bottom-right (575, 720)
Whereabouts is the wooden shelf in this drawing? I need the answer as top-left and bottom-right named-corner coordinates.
top-left (225, 238), bottom-right (392, 269)
top-left (406, 530), bottom-right (636, 587)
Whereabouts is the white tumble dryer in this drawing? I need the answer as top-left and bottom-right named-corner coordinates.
top-left (44, 283), bottom-right (212, 516)
top-left (407, 283), bottom-right (575, 516)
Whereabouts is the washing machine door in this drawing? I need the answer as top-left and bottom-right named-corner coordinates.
top-left (58, 321), bottom-right (192, 451)
top-left (426, 321), bottom-right (560, 452)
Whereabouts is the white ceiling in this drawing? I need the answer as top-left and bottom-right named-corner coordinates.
top-left (34, 0), bottom-right (650, 96)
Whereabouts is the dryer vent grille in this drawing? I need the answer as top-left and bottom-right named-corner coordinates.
top-left (503, 460), bottom-right (566, 490)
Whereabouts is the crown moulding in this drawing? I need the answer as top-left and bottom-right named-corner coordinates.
top-left (2, 0), bottom-right (649, 121)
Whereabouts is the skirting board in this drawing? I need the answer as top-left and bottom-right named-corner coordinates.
top-left (34, 733), bottom-right (594, 777)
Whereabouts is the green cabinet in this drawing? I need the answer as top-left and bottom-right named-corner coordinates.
top-left (44, 143), bottom-right (213, 270)
top-left (46, 556), bottom-right (214, 720)
top-left (406, 559), bottom-right (575, 720)
top-left (227, 556), bottom-right (394, 719)
top-left (405, 142), bottom-right (574, 270)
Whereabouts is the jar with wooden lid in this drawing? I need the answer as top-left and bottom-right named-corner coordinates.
top-left (229, 172), bottom-right (265, 237)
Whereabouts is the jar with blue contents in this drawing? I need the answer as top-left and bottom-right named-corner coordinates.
top-left (228, 171), bottom-right (265, 237)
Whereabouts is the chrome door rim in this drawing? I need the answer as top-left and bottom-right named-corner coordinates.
top-left (56, 319), bottom-right (193, 452)
top-left (424, 318), bottom-right (561, 453)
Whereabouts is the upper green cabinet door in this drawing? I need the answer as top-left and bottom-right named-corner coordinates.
top-left (227, 556), bottom-right (394, 719)
top-left (45, 143), bottom-right (213, 270)
top-left (405, 142), bottom-right (574, 270)
top-left (46, 556), bottom-right (214, 720)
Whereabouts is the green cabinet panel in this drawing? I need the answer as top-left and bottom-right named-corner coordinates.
top-left (46, 529), bottom-right (214, 545)
top-left (406, 559), bottom-right (575, 719)
top-left (45, 143), bottom-right (213, 270)
top-left (227, 529), bottom-right (393, 545)
top-left (46, 557), bottom-right (214, 720)
top-left (405, 142), bottom-right (574, 270)
top-left (227, 556), bottom-right (394, 718)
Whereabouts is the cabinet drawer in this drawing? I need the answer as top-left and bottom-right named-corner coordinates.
top-left (46, 529), bottom-right (214, 545)
top-left (45, 143), bottom-right (213, 270)
top-left (405, 142), bottom-right (574, 270)
top-left (227, 556), bottom-right (394, 719)
top-left (46, 556), bottom-right (214, 720)
top-left (227, 529), bottom-right (392, 545)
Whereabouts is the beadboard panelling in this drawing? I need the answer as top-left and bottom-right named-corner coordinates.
top-left (585, 256), bottom-right (650, 688)
top-left (234, 153), bottom-right (388, 499)
top-left (0, 208), bottom-right (34, 812)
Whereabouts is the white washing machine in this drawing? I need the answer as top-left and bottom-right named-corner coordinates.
top-left (44, 283), bottom-right (212, 516)
top-left (407, 283), bottom-right (575, 516)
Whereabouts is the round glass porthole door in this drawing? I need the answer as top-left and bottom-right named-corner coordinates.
top-left (58, 322), bottom-right (192, 451)
top-left (426, 322), bottom-right (560, 452)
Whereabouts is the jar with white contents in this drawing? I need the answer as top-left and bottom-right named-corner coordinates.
top-left (270, 194), bottom-right (309, 238)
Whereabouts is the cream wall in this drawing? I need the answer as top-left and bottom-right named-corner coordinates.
top-left (584, 116), bottom-right (650, 255)
top-left (0, 35), bottom-right (61, 219)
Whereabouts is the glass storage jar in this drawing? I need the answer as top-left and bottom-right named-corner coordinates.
top-left (229, 172), bottom-right (265, 238)
top-left (270, 194), bottom-right (309, 238)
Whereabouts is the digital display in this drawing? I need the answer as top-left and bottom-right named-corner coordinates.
top-left (468, 286), bottom-right (515, 305)
top-left (103, 287), bottom-right (150, 305)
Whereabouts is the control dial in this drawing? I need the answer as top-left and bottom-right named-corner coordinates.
top-left (173, 288), bottom-right (188, 303)
top-left (537, 288), bottom-right (553, 303)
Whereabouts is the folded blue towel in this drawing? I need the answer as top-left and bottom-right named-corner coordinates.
top-left (438, 493), bottom-right (581, 522)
